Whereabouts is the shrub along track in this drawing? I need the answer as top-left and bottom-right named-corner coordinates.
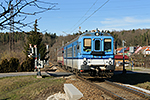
top-left (55, 62), bottom-right (150, 100)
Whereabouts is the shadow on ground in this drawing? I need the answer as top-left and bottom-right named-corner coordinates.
top-left (46, 72), bottom-right (73, 77)
top-left (110, 71), bottom-right (150, 85)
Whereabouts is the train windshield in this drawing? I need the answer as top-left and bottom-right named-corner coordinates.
top-left (104, 39), bottom-right (111, 52)
top-left (83, 39), bottom-right (91, 52)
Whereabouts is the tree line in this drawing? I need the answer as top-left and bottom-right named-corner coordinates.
top-left (110, 29), bottom-right (150, 47)
top-left (0, 20), bottom-right (57, 73)
top-left (1, 28), bottom-right (150, 72)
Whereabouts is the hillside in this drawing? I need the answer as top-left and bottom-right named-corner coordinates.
top-left (111, 29), bottom-right (150, 47)
top-left (0, 28), bottom-right (150, 63)
top-left (0, 32), bottom-right (57, 63)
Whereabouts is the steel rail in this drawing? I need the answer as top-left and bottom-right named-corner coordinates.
top-left (76, 75), bottom-right (126, 100)
top-left (56, 64), bottom-right (125, 99)
top-left (56, 63), bottom-right (150, 99)
top-left (105, 80), bottom-right (150, 100)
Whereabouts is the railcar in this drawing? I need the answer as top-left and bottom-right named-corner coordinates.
top-left (57, 29), bottom-right (115, 77)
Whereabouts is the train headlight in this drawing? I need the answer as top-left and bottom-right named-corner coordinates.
top-left (109, 58), bottom-right (112, 61)
top-left (83, 58), bottom-right (87, 61)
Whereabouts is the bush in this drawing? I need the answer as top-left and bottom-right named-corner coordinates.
top-left (0, 64), bottom-right (2, 73)
top-left (17, 64), bottom-right (23, 72)
top-left (21, 58), bottom-right (34, 72)
top-left (9, 57), bottom-right (20, 72)
top-left (1, 59), bottom-right (9, 73)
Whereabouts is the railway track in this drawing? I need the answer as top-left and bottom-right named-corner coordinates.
top-left (55, 63), bottom-right (150, 100)
top-left (95, 80), bottom-right (150, 100)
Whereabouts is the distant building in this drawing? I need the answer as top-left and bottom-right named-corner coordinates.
top-left (114, 55), bottom-right (129, 67)
top-left (116, 47), bottom-right (131, 56)
top-left (134, 46), bottom-right (142, 54)
top-left (144, 46), bottom-right (150, 55)
top-left (138, 46), bottom-right (150, 55)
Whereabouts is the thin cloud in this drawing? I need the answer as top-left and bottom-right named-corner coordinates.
top-left (101, 17), bottom-right (150, 24)
top-left (99, 17), bottom-right (150, 31)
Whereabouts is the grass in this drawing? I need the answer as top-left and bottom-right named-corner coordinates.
top-left (135, 81), bottom-right (150, 90)
top-left (126, 68), bottom-right (142, 71)
top-left (0, 75), bottom-right (65, 100)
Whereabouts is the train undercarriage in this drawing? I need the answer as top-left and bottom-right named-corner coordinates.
top-left (59, 64), bottom-right (114, 78)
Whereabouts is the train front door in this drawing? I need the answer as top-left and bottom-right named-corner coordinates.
top-left (93, 38), bottom-right (101, 52)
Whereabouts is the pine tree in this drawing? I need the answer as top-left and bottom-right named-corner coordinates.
top-left (24, 19), bottom-right (46, 60)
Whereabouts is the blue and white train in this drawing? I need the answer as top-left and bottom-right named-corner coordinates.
top-left (57, 29), bottom-right (115, 77)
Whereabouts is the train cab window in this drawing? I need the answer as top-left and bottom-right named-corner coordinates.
top-left (83, 39), bottom-right (91, 52)
top-left (104, 39), bottom-right (111, 52)
top-left (95, 40), bottom-right (100, 50)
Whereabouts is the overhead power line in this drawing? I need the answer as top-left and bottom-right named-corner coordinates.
top-left (69, 0), bottom-right (98, 32)
top-left (70, 0), bottom-right (109, 33)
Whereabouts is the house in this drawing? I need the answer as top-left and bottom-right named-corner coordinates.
top-left (116, 47), bottom-right (123, 53)
top-left (140, 46), bottom-right (150, 55)
top-left (114, 55), bottom-right (129, 67)
top-left (145, 47), bottom-right (150, 55)
top-left (117, 47), bottom-right (131, 56)
top-left (134, 46), bottom-right (142, 54)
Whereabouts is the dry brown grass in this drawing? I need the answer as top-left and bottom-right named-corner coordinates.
top-left (0, 75), bottom-right (65, 100)
top-left (0, 50), bottom-right (26, 64)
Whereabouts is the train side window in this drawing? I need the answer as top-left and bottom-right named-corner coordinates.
top-left (77, 42), bottom-right (81, 53)
top-left (67, 47), bottom-right (72, 57)
top-left (83, 39), bottom-right (91, 52)
top-left (104, 39), bottom-right (112, 52)
top-left (74, 45), bottom-right (77, 57)
top-left (77, 45), bottom-right (79, 49)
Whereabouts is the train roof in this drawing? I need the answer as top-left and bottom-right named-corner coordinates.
top-left (62, 31), bottom-right (113, 48)
top-left (81, 31), bottom-right (112, 37)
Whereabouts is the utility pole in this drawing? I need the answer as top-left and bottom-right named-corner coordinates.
top-left (122, 40), bottom-right (126, 74)
top-left (34, 45), bottom-right (37, 69)
top-left (10, 4), bottom-right (14, 52)
top-left (46, 45), bottom-right (49, 66)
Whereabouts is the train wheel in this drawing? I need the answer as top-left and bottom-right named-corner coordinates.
top-left (73, 69), bottom-right (76, 74)
top-left (75, 69), bottom-right (80, 76)
top-left (60, 64), bottom-right (62, 68)
top-left (65, 66), bottom-right (68, 70)
top-left (70, 68), bottom-right (74, 72)
top-left (90, 70), bottom-right (96, 76)
top-left (108, 73), bottom-right (114, 78)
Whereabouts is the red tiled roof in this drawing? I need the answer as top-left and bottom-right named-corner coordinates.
top-left (141, 46), bottom-right (149, 50)
top-left (114, 55), bottom-right (129, 60)
top-left (146, 48), bottom-right (150, 51)
top-left (126, 47), bottom-right (129, 51)
top-left (116, 47), bottom-right (123, 51)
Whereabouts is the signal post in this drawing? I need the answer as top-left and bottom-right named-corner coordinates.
top-left (28, 44), bottom-right (42, 78)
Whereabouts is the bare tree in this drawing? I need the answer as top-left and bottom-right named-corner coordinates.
top-left (0, 0), bottom-right (58, 32)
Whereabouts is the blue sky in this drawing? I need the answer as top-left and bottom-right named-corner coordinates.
top-left (10, 0), bottom-right (150, 35)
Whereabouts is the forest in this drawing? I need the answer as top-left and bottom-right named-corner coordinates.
top-left (0, 28), bottom-right (150, 72)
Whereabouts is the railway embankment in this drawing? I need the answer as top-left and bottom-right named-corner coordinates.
top-left (47, 63), bottom-right (150, 99)
top-left (1, 63), bottom-right (150, 99)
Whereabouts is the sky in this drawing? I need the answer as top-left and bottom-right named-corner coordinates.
top-left (4, 0), bottom-right (150, 35)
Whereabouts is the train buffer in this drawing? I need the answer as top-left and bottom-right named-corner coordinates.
top-left (64, 84), bottom-right (83, 100)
